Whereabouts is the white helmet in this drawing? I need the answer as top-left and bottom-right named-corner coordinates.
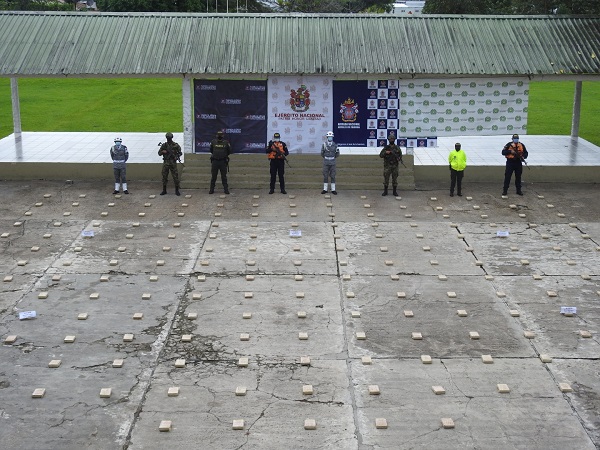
top-left (326, 131), bottom-right (334, 137)
top-left (114, 137), bottom-right (122, 143)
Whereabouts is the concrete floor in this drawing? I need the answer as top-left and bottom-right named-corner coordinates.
top-left (0, 180), bottom-right (598, 450)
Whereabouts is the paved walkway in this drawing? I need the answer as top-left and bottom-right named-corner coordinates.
top-left (0, 180), bottom-right (599, 449)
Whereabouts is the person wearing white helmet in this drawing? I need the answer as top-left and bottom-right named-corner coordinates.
top-left (110, 137), bottom-right (129, 194)
top-left (321, 131), bottom-right (340, 194)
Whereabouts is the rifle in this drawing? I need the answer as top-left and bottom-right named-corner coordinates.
top-left (521, 157), bottom-right (530, 170)
top-left (158, 142), bottom-right (184, 167)
top-left (269, 141), bottom-right (291, 168)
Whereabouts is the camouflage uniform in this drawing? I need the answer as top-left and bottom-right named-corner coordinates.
top-left (158, 141), bottom-right (182, 189)
top-left (379, 142), bottom-right (403, 195)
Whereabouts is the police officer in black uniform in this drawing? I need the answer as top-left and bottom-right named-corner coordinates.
top-left (501, 134), bottom-right (528, 196)
top-left (209, 130), bottom-right (232, 194)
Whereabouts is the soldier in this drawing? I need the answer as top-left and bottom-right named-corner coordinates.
top-left (379, 132), bottom-right (403, 196)
top-left (209, 130), bottom-right (232, 194)
top-left (158, 132), bottom-right (182, 196)
top-left (321, 131), bottom-right (340, 195)
top-left (266, 132), bottom-right (289, 194)
top-left (448, 142), bottom-right (467, 197)
top-left (110, 137), bottom-right (129, 194)
top-left (501, 134), bottom-right (528, 196)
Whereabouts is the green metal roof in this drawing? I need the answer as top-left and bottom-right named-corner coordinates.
top-left (0, 11), bottom-right (598, 78)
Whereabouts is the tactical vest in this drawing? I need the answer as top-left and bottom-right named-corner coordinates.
top-left (505, 142), bottom-right (525, 159)
top-left (268, 141), bottom-right (285, 159)
top-left (211, 140), bottom-right (230, 160)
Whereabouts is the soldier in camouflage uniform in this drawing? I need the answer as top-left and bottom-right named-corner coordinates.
top-left (110, 137), bottom-right (129, 194)
top-left (379, 133), bottom-right (403, 197)
top-left (158, 132), bottom-right (182, 196)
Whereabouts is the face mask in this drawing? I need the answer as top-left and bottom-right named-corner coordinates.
top-left (274, 138), bottom-right (280, 142)
top-left (115, 142), bottom-right (121, 147)
top-left (327, 137), bottom-right (333, 142)
top-left (513, 139), bottom-right (519, 143)
top-left (217, 136), bottom-right (223, 140)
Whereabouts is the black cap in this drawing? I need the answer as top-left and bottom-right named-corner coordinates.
top-left (273, 132), bottom-right (281, 138)
top-left (216, 130), bottom-right (223, 135)
top-left (512, 134), bottom-right (519, 139)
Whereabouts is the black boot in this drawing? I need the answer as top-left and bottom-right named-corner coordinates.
top-left (382, 186), bottom-right (388, 196)
top-left (392, 188), bottom-right (398, 197)
top-left (160, 186), bottom-right (167, 195)
top-left (209, 187), bottom-right (215, 194)
top-left (175, 187), bottom-right (181, 196)
top-left (224, 187), bottom-right (230, 195)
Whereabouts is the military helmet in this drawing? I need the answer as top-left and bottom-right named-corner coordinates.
top-left (165, 132), bottom-right (174, 139)
top-left (326, 131), bottom-right (334, 137)
top-left (114, 137), bottom-right (122, 142)
top-left (388, 132), bottom-right (396, 140)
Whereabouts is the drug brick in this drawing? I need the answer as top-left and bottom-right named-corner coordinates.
top-left (441, 418), bottom-right (455, 429)
top-left (496, 291), bottom-right (506, 298)
top-left (242, 312), bottom-right (252, 319)
top-left (298, 332), bottom-right (309, 340)
top-left (174, 359), bottom-right (186, 368)
top-left (469, 331), bottom-right (480, 340)
top-left (4, 335), bottom-right (17, 344)
top-left (430, 260), bottom-right (438, 265)
top-left (3, 275), bottom-right (13, 282)
top-left (182, 334), bottom-right (193, 342)
top-left (238, 357), bottom-right (249, 367)
top-left (475, 260), bottom-right (484, 266)
top-left (62, 260), bottom-right (72, 266)
top-left (412, 332), bottom-right (423, 340)
top-left (112, 359), bottom-right (124, 368)
top-left (43, 233), bottom-right (51, 238)
top-left (300, 356), bottom-right (311, 366)
top-left (532, 274), bottom-right (543, 280)
top-left (372, 223), bottom-right (379, 227)
top-left (497, 384), bottom-right (510, 393)
top-left (304, 419), bottom-right (317, 430)
top-left (384, 260), bottom-right (394, 266)
top-left (465, 247), bottom-right (474, 252)
top-left (436, 207), bottom-right (443, 211)
top-left (379, 246), bottom-right (388, 252)
top-left (133, 313), bottom-right (143, 320)
top-left (367, 213), bottom-right (374, 217)
top-left (77, 313), bottom-right (88, 320)
top-left (159, 420), bottom-right (172, 432)
top-left (117, 246), bottom-right (126, 252)
top-left (32, 388), bottom-right (46, 398)
top-left (138, 213), bottom-right (145, 217)
top-left (581, 274), bottom-right (591, 280)
top-left (546, 291), bottom-right (557, 297)
top-left (457, 310), bottom-right (468, 317)
top-left (447, 292), bottom-right (457, 298)
top-left (100, 274), bottom-right (110, 282)
top-left (521, 259), bottom-right (530, 265)
top-left (557, 213), bottom-right (566, 218)
top-left (342, 274), bottom-right (351, 281)
top-left (150, 275), bottom-right (158, 282)
top-left (295, 275), bottom-right (303, 281)
top-left (481, 214), bottom-right (488, 219)
top-left (397, 292), bottom-right (406, 298)
top-left (580, 330), bottom-right (592, 338)
top-left (303, 385), bottom-right (314, 395)
top-left (173, 222), bottom-right (181, 227)
top-left (375, 418), bottom-right (388, 429)
top-left (482, 354), bottom-right (494, 364)
top-left (457, 234), bottom-right (465, 238)
top-left (126, 234), bottom-right (134, 239)
top-left (405, 214), bottom-right (412, 218)
top-left (540, 354), bottom-right (552, 363)
top-left (48, 359), bottom-right (61, 368)
top-left (38, 292), bottom-right (48, 299)
top-left (351, 311), bottom-right (361, 318)
top-left (99, 388), bottom-right (112, 398)
top-left (123, 333), bottom-right (134, 342)
top-left (35, 202), bottom-right (43, 207)
top-left (132, 222), bottom-right (140, 227)
top-left (390, 274), bottom-right (399, 280)
top-left (240, 333), bottom-right (250, 341)
top-left (197, 275), bottom-right (206, 282)
top-left (485, 275), bottom-right (494, 280)
top-left (432, 385), bottom-right (445, 395)
top-left (192, 293), bottom-right (202, 300)
top-left (0, 232), bottom-right (9, 238)
top-left (168, 387), bottom-right (180, 397)
top-left (293, 245), bottom-right (301, 251)
top-left (294, 260), bottom-right (302, 266)
top-left (109, 260), bottom-right (119, 266)
top-left (559, 383), bottom-right (573, 393)
top-left (296, 292), bottom-right (305, 298)
top-left (421, 355), bottom-right (432, 364)
top-left (297, 311), bottom-right (307, 318)
top-left (17, 260), bottom-right (28, 266)
top-left (422, 246), bottom-right (431, 251)
top-left (244, 292), bottom-right (253, 298)
top-left (168, 234), bottom-right (176, 239)
top-left (567, 260), bottom-right (576, 265)
top-left (14, 221), bottom-right (23, 226)
top-left (64, 335), bottom-right (76, 343)
top-left (362, 356), bottom-right (372, 365)
top-left (156, 260), bottom-right (165, 266)
top-left (339, 260), bottom-right (348, 266)
top-left (404, 310), bottom-right (414, 317)
top-left (177, 212), bottom-right (185, 217)
top-left (356, 332), bottom-right (366, 340)
top-left (235, 386), bottom-right (247, 396)
top-left (376, 233), bottom-right (384, 238)
top-left (509, 310), bottom-right (520, 317)
top-left (368, 385), bottom-right (380, 395)
top-left (163, 246), bottom-right (171, 252)
top-left (523, 331), bottom-right (535, 339)
top-left (52, 274), bottom-right (61, 281)
top-left (246, 275), bottom-right (255, 281)
top-left (88, 293), bottom-right (100, 300)
top-left (473, 205), bottom-right (480, 210)
top-left (438, 275), bottom-right (448, 281)
top-left (518, 214), bottom-right (526, 218)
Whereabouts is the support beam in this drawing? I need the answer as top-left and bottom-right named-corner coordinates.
top-left (571, 81), bottom-right (582, 138)
top-left (10, 77), bottom-right (22, 135)
top-left (182, 75), bottom-right (193, 154)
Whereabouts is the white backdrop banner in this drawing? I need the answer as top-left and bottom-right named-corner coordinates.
top-left (399, 78), bottom-right (528, 137)
top-left (268, 76), bottom-right (333, 153)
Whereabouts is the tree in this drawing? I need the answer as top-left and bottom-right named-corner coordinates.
top-left (423, 0), bottom-right (600, 15)
top-left (271, 0), bottom-right (393, 13)
top-left (96, 0), bottom-right (271, 12)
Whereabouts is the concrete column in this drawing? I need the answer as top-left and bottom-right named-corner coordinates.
top-left (570, 81), bottom-right (582, 138)
top-left (182, 75), bottom-right (193, 154)
top-left (10, 77), bottom-right (22, 135)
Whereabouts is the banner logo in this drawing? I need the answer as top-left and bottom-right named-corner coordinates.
top-left (289, 85), bottom-right (311, 112)
top-left (340, 97), bottom-right (359, 123)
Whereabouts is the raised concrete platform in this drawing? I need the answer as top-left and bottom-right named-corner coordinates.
top-left (0, 180), bottom-right (598, 449)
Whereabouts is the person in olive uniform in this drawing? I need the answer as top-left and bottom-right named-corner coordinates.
top-left (501, 134), bottom-right (528, 196)
top-left (379, 133), bottom-right (403, 196)
top-left (158, 132), bottom-right (182, 196)
top-left (266, 132), bottom-right (289, 194)
top-left (209, 130), bottom-right (232, 194)
top-left (448, 142), bottom-right (467, 197)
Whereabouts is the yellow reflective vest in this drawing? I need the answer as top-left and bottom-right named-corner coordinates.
top-left (448, 149), bottom-right (467, 171)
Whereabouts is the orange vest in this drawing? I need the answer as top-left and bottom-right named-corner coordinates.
top-left (268, 141), bottom-right (285, 159)
top-left (506, 142), bottom-right (525, 159)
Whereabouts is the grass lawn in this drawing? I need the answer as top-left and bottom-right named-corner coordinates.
top-left (1, 78), bottom-right (599, 145)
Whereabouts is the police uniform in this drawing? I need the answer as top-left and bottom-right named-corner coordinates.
top-left (448, 143), bottom-right (467, 197)
top-left (209, 132), bottom-right (232, 194)
top-left (266, 133), bottom-right (289, 194)
top-left (321, 132), bottom-right (340, 194)
top-left (110, 138), bottom-right (129, 194)
top-left (379, 134), bottom-right (402, 196)
top-left (158, 132), bottom-right (182, 195)
top-left (501, 134), bottom-right (528, 196)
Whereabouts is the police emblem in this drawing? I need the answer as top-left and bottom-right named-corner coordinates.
top-left (290, 85), bottom-right (311, 112)
top-left (340, 97), bottom-right (359, 123)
